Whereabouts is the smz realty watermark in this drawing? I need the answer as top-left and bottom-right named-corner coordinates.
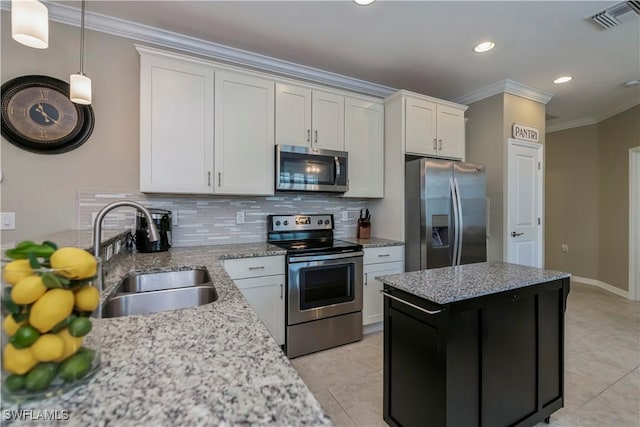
top-left (3, 409), bottom-right (70, 421)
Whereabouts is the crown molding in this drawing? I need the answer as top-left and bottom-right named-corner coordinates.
top-left (454, 79), bottom-right (554, 106)
top-left (546, 117), bottom-right (598, 133)
top-left (595, 97), bottom-right (640, 123)
top-left (0, 2), bottom-right (395, 98)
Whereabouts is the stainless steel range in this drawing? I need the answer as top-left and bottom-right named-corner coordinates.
top-left (267, 214), bottom-right (364, 358)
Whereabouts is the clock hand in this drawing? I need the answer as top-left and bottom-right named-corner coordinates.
top-left (35, 105), bottom-right (62, 126)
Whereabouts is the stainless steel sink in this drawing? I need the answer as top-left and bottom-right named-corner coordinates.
top-left (103, 269), bottom-right (218, 318)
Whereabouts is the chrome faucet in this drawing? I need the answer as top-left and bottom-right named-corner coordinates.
top-left (92, 201), bottom-right (160, 258)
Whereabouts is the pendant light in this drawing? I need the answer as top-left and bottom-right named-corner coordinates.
top-left (11, 0), bottom-right (49, 49)
top-left (70, 0), bottom-right (92, 105)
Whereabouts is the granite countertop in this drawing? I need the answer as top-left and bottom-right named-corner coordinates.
top-left (377, 261), bottom-right (571, 305)
top-left (342, 237), bottom-right (403, 248)
top-left (2, 238), bottom-right (332, 427)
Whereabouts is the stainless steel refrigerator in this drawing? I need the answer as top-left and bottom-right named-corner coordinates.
top-left (405, 158), bottom-right (487, 272)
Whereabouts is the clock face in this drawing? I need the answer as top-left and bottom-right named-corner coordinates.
top-left (1, 75), bottom-right (94, 154)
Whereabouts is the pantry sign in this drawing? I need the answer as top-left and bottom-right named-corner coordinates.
top-left (512, 123), bottom-right (539, 143)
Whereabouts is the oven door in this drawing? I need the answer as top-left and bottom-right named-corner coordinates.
top-left (287, 251), bottom-right (363, 325)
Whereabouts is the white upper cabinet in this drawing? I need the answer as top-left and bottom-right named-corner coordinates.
top-left (402, 92), bottom-right (466, 160)
top-left (344, 98), bottom-right (384, 198)
top-left (276, 83), bottom-right (344, 151)
top-left (312, 90), bottom-right (345, 151)
top-left (140, 53), bottom-right (214, 193)
top-left (214, 71), bottom-right (275, 195)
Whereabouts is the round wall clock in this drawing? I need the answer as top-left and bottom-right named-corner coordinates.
top-left (1, 75), bottom-right (94, 154)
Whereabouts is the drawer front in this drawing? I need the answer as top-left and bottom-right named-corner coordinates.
top-left (224, 255), bottom-right (285, 279)
top-left (364, 246), bottom-right (403, 265)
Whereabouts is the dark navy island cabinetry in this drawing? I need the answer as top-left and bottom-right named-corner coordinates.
top-left (378, 262), bottom-right (571, 427)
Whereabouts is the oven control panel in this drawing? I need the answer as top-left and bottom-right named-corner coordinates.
top-left (269, 214), bottom-right (333, 232)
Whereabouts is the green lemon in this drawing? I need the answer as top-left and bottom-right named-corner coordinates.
top-left (25, 362), bottom-right (58, 391)
top-left (68, 317), bottom-right (92, 337)
top-left (4, 374), bottom-right (26, 392)
top-left (9, 325), bottom-right (40, 349)
top-left (59, 353), bottom-right (91, 381)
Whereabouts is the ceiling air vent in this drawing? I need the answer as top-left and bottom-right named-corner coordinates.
top-left (589, 1), bottom-right (640, 29)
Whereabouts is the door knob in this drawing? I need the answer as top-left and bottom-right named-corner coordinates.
top-left (511, 231), bottom-right (524, 237)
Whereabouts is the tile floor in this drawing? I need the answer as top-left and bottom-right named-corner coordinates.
top-left (291, 281), bottom-right (640, 427)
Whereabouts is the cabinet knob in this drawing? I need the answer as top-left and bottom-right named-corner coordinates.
top-left (364, 272), bottom-right (368, 286)
top-left (218, 172), bottom-right (221, 187)
top-left (307, 129), bottom-right (311, 143)
top-left (314, 130), bottom-right (318, 143)
top-left (280, 283), bottom-right (284, 299)
top-left (438, 139), bottom-right (442, 150)
top-left (208, 172), bottom-right (211, 186)
top-left (433, 138), bottom-right (437, 150)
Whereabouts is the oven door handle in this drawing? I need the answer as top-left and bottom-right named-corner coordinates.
top-left (288, 251), bottom-right (364, 263)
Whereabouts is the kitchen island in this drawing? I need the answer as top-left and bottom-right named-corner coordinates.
top-left (378, 262), bottom-right (571, 427)
top-left (1, 232), bottom-right (332, 427)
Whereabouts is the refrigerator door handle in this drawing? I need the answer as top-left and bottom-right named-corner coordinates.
top-left (454, 177), bottom-right (464, 265)
top-left (450, 178), bottom-right (460, 266)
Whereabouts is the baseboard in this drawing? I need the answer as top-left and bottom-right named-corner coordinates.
top-left (363, 322), bottom-right (383, 335)
top-left (571, 276), bottom-right (630, 299)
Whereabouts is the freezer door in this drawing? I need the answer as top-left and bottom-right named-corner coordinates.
top-left (405, 159), bottom-right (455, 271)
top-left (454, 162), bottom-right (487, 265)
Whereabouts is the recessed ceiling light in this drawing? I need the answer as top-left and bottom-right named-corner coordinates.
top-left (553, 76), bottom-right (573, 84)
top-left (473, 41), bottom-right (495, 53)
top-left (354, 0), bottom-right (375, 5)
top-left (624, 80), bottom-right (640, 87)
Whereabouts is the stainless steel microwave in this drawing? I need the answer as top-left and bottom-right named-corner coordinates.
top-left (276, 145), bottom-right (348, 193)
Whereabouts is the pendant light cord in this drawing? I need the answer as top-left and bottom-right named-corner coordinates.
top-left (79, 0), bottom-right (86, 75)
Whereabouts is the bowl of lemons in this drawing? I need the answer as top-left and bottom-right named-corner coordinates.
top-left (1, 241), bottom-right (101, 402)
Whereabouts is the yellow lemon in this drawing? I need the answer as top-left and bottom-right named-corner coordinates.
top-left (11, 275), bottom-right (47, 305)
top-left (2, 259), bottom-right (33, 285)
top-left (50, 247), bottom-right (97, 280)
top-left (2, 343), bottom-right (38, 375)
top-left (74, 286), bottom-right (100, 312)
top-left (3, 314), bottom-right (24, 336)
top-left (54, 328), bottom-right (84, 362)
top-left (29, 289), bottom-right (74, 333)
top-left (30, 334), bottom-right (65, 362)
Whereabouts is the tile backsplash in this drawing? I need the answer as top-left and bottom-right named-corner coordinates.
top-left (77, 190), bottom-right (371, 247)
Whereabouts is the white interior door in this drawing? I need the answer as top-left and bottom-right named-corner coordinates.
top-left (630, 146), bottom-right (640, 301)
top-left (505, 139), bottom-right (543, 267)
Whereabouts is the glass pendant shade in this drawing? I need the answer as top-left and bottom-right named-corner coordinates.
top-left (70, 73), bottom-right (92, 105)
top-left (11, 0), bottom-right (49, 49)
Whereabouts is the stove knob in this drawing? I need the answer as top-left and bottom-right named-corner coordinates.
top-left (275, 221), bottom-right (281, 226)
top-left (318, 220), bottom-right (323, 225)
top-left (324, 220), bottom-right (330, 225)
top-left (283, 220), bottom-right (289, 226)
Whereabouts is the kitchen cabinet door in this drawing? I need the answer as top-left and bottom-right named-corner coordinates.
top-left (140, 54), bottom-right (214, 193)
top-left (363, 261), bottom-right (403, 325)
top-left (312, 90), bottom-right (345, 151)
top-left (214, 71), bottom-right (275, 195)
top-left (436, 105), bottom-right (465, 160)
top-left (275, 83), bottom-right (312, 147)
top-left (344, 98), bottom-right (384, 198)
top-left (405, 97), bottom-right (437, 156)
top-left (234, 275), bottom-right (286, 345)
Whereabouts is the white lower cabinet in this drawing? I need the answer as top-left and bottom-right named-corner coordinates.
top-left (362, 246), bottom-right (404, 326)
top-left (224, 256), bottom-right (285, 345)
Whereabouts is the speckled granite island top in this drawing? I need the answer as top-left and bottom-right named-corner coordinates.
top-left (342, 237), bottom-right (403, 248)
top-left (377, 261), bottom-right (570, 305)
top-left (2, 241), bottom-right (333, 427)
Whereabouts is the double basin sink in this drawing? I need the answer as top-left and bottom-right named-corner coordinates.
top-left (103, 269), bottom-right (218, 318)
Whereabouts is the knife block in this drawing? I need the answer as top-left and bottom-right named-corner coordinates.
top-left (357, 220), bottom-right (371, 239)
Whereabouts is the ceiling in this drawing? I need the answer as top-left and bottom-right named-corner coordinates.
top-left (61, 1), bottom-right (639, 130)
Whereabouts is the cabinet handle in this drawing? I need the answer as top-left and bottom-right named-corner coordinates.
top-left (314, 130), bottom-right (318, 143)
top-left (380, 290), bottom-right (443, 315)
top-left (218, 172), bottom-right (221, 187)
top-left (280, 283), bottom-right (283, 299)
top-left (307, 129), bottom-right (311, 143)
top-left (438, 139), bottom-right (442, 150)
top-left (248, 266), bottom-right (265, 270)
top-left (433, 138), bottom-right (437, 150)
top-left (364, 272), bottom-right (368, 286)
top-left (208, 172), bottom-right (211, 186)
top-left (378, 254), bottom-right (390, 258)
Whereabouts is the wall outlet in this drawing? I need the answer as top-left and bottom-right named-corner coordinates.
top-left (0, 212), bottom-right (15, 230)
top-left (561, 244), bottom-right (569, 253)
top-left (114, 240), bottom-right (122, 255)
top-left (105, 244), bottom-right (113, 261)
top-left (341, 211), bottom-right (349, 221)
top-left (236, 211), bottom-right (245, 225)
top-left (172, 212), bottom-right (178, 226)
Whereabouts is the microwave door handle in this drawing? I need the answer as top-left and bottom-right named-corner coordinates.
top-left (334, 156), bottom-right (341, 185)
